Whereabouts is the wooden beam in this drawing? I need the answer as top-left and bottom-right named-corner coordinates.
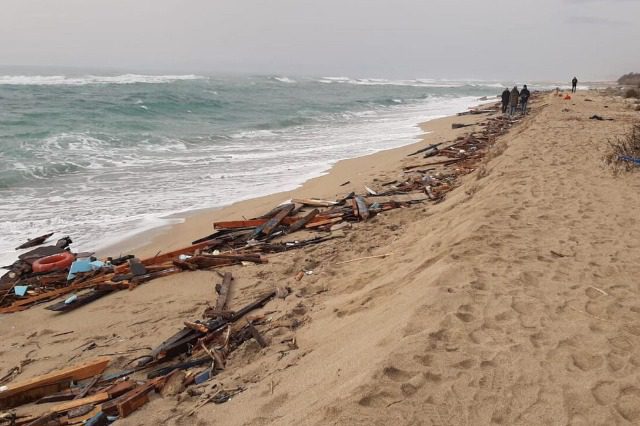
top-left (291, 198), bottom-right (338, 207)
top-left (115, 378), bottom-right (163, 418)
top-left (0, 357), bottom-right (110, 409)
top-left (215, 272), bottom-right (233, 312)
top-left (287, 209), bottom-right (319, 233)
top-left (249, 204), bottom-right (295, 240)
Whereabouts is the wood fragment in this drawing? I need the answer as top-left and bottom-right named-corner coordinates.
top-left (215, 272), bottom-right (233, 312)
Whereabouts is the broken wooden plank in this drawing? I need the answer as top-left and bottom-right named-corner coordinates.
top-left (256, 203), bottom-right (295, 220)
top-left (45, 289), bottom-right (114, 312)
top-left (104, 381), bottom-right (137, 399)
top-left (46, 392), bottom-right (110, 415)
top-left (291, 198), bottom-right (338, 207)
top-left (185, 257), bottom-right (236, 269)
top-left (215, 272), bottom-right (232, 312)
top-left (354, 196), bottom-right (369, 221)
top-left (15, 232), bottom-right (54, 251)
top-left (250, 204), bottom-right (295, 239)
top-left (286, 209), bottom-right (319, 233)
top-left (116, 378), bottom-right (164, 418)
top-left (115, 239), bottom-right (221, 272)
top-left (0, 357), bottom-right (110, 409)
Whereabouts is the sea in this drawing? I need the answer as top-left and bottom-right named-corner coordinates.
top-left (0, 71), bottom-right (554, 269)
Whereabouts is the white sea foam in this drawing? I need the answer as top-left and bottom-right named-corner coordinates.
top-left (315, 77), bottom-right (508, 88)
top-left (0, 74), bottom-right (203, 86)
top-left (272, 76), bottom-right (297, 84)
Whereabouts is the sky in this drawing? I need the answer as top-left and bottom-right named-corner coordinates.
top-left (1, 0), bottom-right (639, 81)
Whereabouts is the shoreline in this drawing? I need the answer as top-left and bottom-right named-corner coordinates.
top-left (101, 101), bottom-right (495, 260)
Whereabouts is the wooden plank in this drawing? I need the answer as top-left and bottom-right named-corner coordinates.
top-left (45, 289), bottom-right (113, 312)
top-left (104, 381), bottom-right (137, 399)
top-left (0, 281), bottom-right (102, 314)
top-left (256, 203), bottom-right (295, 219)
top-left (47, 392), bottom-right (110, 414)
top-left (114, 239), bottom-right (221, 272)
top-left (115, 378), bottom-right (163, 418)
top-left (364, 193), bottom-right (429, 204)
top-left (15, 232), bottom-right (54, 250)
top-left (214, 215), bottom-right (335, 231)
top-left (215, 272), bottom-right (233, 312)
top-left (0, 357), bottom-right (110, 409)
top-left (214, 219), bottom-right (269, 230)
top-left (291, 198), bottom-right (338, 207)
top-left (287, 209), bottom-right (319, 233)
top-left (258, 203), bottom-right (295, 238)
top-left (354, 196), bottom-right (369, 221)
top-left (185, 257), bottom-right (236, 269)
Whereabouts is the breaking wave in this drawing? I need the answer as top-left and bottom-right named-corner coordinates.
top-left (0, 74), bottom-right (204, 86)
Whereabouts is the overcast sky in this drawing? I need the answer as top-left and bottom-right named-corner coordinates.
top-left (1, 0), bottom-right (639, 80)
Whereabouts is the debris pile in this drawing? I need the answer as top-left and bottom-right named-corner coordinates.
top-left (0, 98), bottom-right (529, 424)
top-left (0, 272), bottom-right (296, 424)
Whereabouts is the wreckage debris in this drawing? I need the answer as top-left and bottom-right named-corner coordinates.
top-left (0, 97), bottom-right (527, 424)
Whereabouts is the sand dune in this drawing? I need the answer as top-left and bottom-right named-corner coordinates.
top-left (3, 90), bottom-right (640, 425)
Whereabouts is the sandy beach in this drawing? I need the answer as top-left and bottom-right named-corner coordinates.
top-left (3, 89), bottom-right (640, 425)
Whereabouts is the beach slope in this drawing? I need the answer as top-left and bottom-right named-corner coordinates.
top-left (2, 91), bottom-right (640, 425)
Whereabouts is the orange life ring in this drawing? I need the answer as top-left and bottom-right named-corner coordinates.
top-left (32, 252), bottom-right (75, 273)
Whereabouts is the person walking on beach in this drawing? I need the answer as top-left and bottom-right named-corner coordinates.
top-left (572, 76), bottom-right (578, 93)
top-left (501, 88), bottom-right (510, 113)
top-left (520, 85), bottom-right (531, 115)
top-left (509, 86), bottom-right (520, 116)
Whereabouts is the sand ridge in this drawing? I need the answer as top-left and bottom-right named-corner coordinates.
top-left (2, 91), bottom-right (640, 425)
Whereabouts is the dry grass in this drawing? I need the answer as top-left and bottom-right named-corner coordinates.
top-left (604, 124), bottom-right (640, 172)
top-left (625, 88), bottom-right (639, 99)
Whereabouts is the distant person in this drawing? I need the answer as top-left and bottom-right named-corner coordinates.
top-left (509, 86), bottom-right (520, 116)
top-left (520, 85), bottom-right (531, 115)
top-left (501, 88), bottom-right (510, 113)
top-left (572, 77), bottom-right (578, 93)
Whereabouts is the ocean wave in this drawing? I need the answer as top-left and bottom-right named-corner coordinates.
top-left (271, 76), bottom-right (297, 84)
top-left (315, 77), bottom-right (509, 89)
top-left (0, 74), bottom-right (204, 86)
top-left (230, 130), bottom-right (278, 139)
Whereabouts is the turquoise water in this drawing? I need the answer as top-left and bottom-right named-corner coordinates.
top-left (0, 72), bottom-right (504, 267)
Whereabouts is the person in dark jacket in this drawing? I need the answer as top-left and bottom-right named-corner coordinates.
top-left (501, 88), bottom-right (510, 113)
top-left (509, 86), bottom-right (519, 116)
top-left (520, 85), bottom-right (531, 115)
top-left (572, 76), bottom-right (578, 93)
